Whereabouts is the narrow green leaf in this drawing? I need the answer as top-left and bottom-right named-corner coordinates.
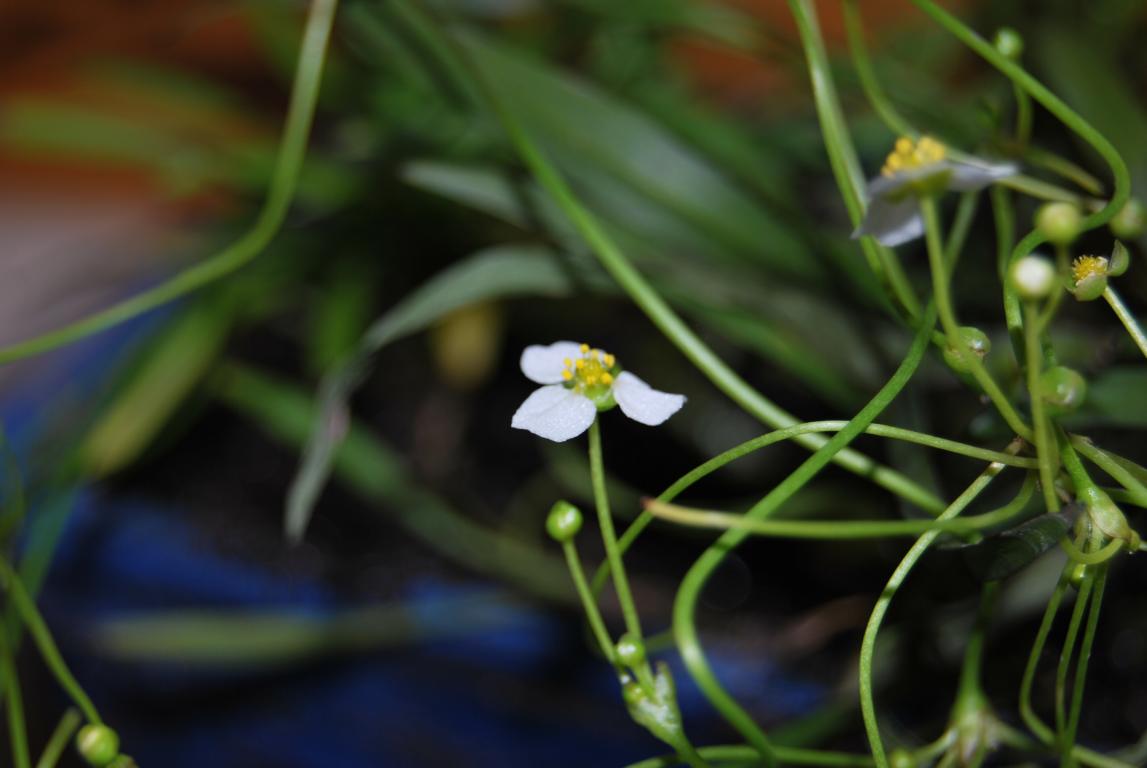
top-left (962, 507), bottom-right (1077, 582)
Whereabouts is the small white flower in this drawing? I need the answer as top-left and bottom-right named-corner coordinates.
top-left (853, 136), bottom-right (1018, 247)
top-left (511, 341), bottom-right (686, 442)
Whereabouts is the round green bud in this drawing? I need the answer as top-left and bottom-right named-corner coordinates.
top-left (1010, 255), bottom-right (1057, 300)
top-left (615, 634), bottom-right (646, 668)
top-left (76, 724), bottom-right (120, 767)
top-left (1109, 241), bottom-right (1130, 277)
top-left (1035, 202), bottom-right (1084, 245)
top-left (993, 27), bottom-right (1024, 59)
top-left (621, 677), bottom-right (646, 708)
top-left (1110, 198), bottom-right (1146, 240)
top-left (889, 748), bottom-right (917, 768)
top-left (1039, 366), bottom-right (1087, 415)
top-left (107, 758), bottom-right (137, 768)
top-left (942, 326), bottom-right (991, 372)
top-left (1068, 563), bottom-right (1088, 590)
top-left (546, 501), bottom-right (583, 543)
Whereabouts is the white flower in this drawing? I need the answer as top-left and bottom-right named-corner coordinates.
top-left (853, 136), bottom-right (1018, 247)
top-left (511, 341), bottom-right (686, 442)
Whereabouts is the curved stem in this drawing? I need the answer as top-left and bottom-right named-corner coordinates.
top-left (0, 559), bottom-right (100, 725)
top-left (1060, 537), bottom-right (1124, 566)
top-left (1065, 565), bottom-right (1108, 765)
top-left (841, 0), bottom-right (915, 137)
top-left (673, 307), bottom-right (936, 765)
top-left (1055, 568), bottom-right (1094, 740)
top-left (0, 0), bottom-right (339, 366)
top-left (956, 582), bottom-right (999, 711)
top-left (859, 455), bottom-right (1010, 768)
top-left (645, 477), bottom-right (1031, 539)
top-left (33, 709), bottom-right (81, 768)
top-left (622, 744), bottom-right (875, 768)
top-left (1103, 287), bottom-right (1147, 361)
top-left (594, 422), bottom-right (1036, 593)
top-left (921, 195), bottom-right (1032, 439)
top-left (1070, 439), bottom-right (1147, 508)
top-left (588, 420), bottom-right (643, 642)
top-left (1020, 564), bottom-right (1071, 745)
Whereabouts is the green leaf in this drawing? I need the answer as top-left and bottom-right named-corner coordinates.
top-left (284, 246), bottom-right (573, 543)
top-left (961, 508), bottom-right (1077, 582)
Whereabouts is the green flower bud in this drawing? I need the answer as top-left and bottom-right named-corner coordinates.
top-left (1035, 202), bottom-right (1083, 245)
top-left (993, 27), bottom-right (1023, 59)
top-left (545, 500), bottom-right (583, 543)
top-left (1068, 562), bottom-right (1088, 589)
top-left (76, 724), bottom-right (120, 767)
top-left (942, 327), bottom-right (991, 372)
top-left (621, 677), bottom-right (646, 708)
top-left (1010, 256), bottom-right (1057, 300)
top-left (889, 748), bottom-right (917, 768)
top-left (1039, 366), bottom-right (1087, 415)
top-left (1109, 240), bottom-right (1130, 277)
top-left (1110, 198), bottom-right (1146, 239)
top-left (615, 634), bottom-right (646, 668)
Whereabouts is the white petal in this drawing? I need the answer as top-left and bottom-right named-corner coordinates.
top-left (948, 160), bottom-right (1018, 191)
top-left (520, 341), bottom-right (584, 384)
top-left (852, 196), bottom-right (924, 247)
top-left (511, 385), bottom-right (597, 442)
top-left (613, 371), bottom-right (685, 426)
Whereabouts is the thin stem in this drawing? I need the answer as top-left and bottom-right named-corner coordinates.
top-left (841, 0), bottom-right (915, 137)
top-left (1024, 302), bottom-right (1060, 513)
top-left (0, 0), bottom-right (338, 367)
top-left (0, 559), bottom-right (100, 724)
top-left (1060, 537), bottom-right (1124, 566)
top-left (1065, 565), bottom-right (1108, 766)
top-left (560, 540), bottom-right (618, 667)
top-left (588, 420), bottom-right (643, 642)
top-left (1020, 564), bottom-right (1071, 745)
top-left (0, 630), bottom-right (30, 768)
top-left (645, 479), bottom-right (1032, 539)
top-left (594, 421), bottom-right (1036, 593)
top-left (956, 581), bottom-right (999, 708)
top-left (34, 709), bottom-right (81, 768)
top-left (921, 195), bottom-right (1032, 439)
top-left (1055, 568), bottom-right (1093, 740)
top-left (673, 307), bottom-right (936, 766)
top-left (944, 192), bottom-right (980, 277)
top-left (1014, 81), bottom-right (1033, 148)
top-left (1103, 287), bottom-right (1147, 361)
top-left (860, 455), bottom-right (1010, 768)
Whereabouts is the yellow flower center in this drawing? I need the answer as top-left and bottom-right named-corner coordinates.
top-left (1072, 255), bottom-right (1108, 284)
top-left (561, 343), bottom-right (616, 394)
top-left (881, 135), bottom-right (948, 177)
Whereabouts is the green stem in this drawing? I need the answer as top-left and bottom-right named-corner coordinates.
top-left (944, 192), bottom-right (980, 277)
top-left (840, 0), bottom-right (915, 138)
top-left (921, 195), bottom-right (1032, 439)
top-left (1024, 302), bottom-right (1060, 513)
top-left (1064, 565), bottom-right (1108, 766)
top-left (1103, 287), bottom-right (1147, 361)
top-left (859, 455), bottom-right (1010, 768)
top-left (791, 0), bottom-right (920, 321)
top-left (33, 709), bottom-right (81, 768)
top-left (594, 422), bottom-right (1037, 593)
top-left (588, 420), bottom-right (643, 642)
top-left (645, 478), bottom-right (1031, 539)
top-left (1020, 564), bottom-right (1071, 744)
top-left (560, 540), bottom-right (618, 667)
top-left (673, 306), bottom-right (936, 765)
top-left (1060, 537), bottom-right (1124, 566)
top-left (0, 630), bottom-right (30, 768)
top-left (1055, 568), bottom-right (1094, 741)
top-left (956, 581), bottom-right (999, 709)
top-left (1014, 81), bottom-right (1033, 148)
top-left (0, 0), bottom-right (338, 367)
top-left (0, 559), bottom-right (100, 724)
top-left (1071, 439), bottom-right (1147, 507)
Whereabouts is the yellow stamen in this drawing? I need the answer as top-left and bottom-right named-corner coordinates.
top-left (601, 372), bottom-right (613, 385)
top-left (603, 353), bottom-right (615, 367)
top-left (579, 343), bottom-right (589, 353)
top-left (561, 369), bottom-right (573, 381)
top-left (584, 374), bottom-right (597, 386)
top-left (1072, 255), bottom-right (1108, 284)
top-left (881, 135), bottom-right (948, 177)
